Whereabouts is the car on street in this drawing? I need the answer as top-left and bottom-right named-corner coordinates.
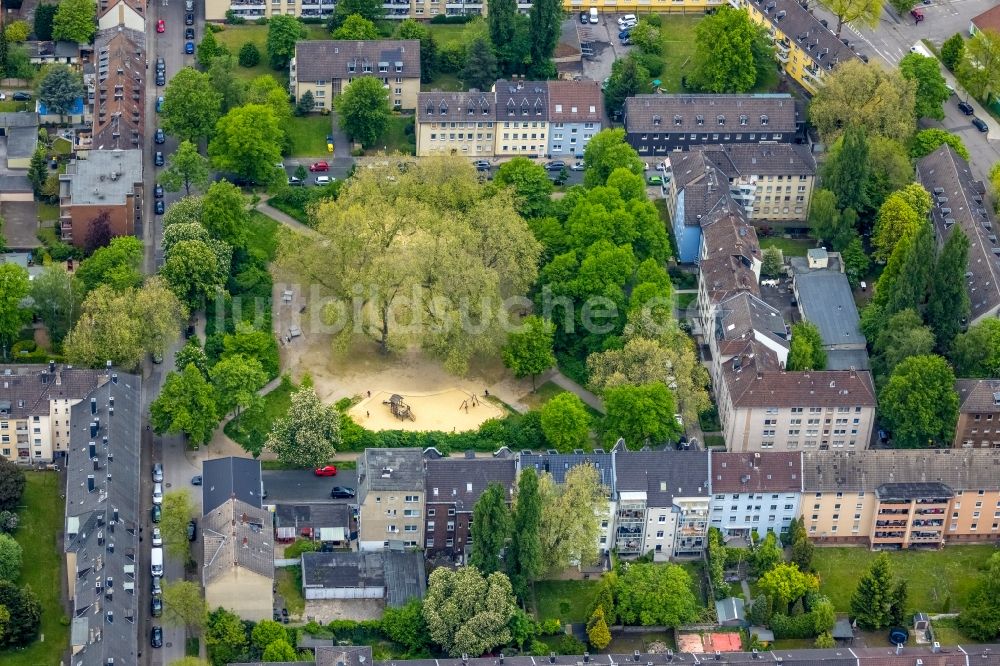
top-left (152, 463), bottom-right (163, 482)
top-left (185, 27), bottom-right (195, 40)
top-left (191, 475), bottom-right (202, 485)
top-left (647, 175), bottom-right (663, 186)
top-left (910, 8), bottom-right (923, 22)
top-left (546, 160), bottom-right (566, 171)
top-left (620, 36), bottom-right (631, 46)
top-left (154, 151), bottom-right (164, 167)
top-left (187, 520), bottom-right (197, 541)
top-left (151, 504), bottom-right (161, 523)
top-left (288, 176), bottom-right (303, 186)
top-left (958, 100), bottom-right (975, 115)
top-left (150, 595), bottom-right (162, 617)
top-left (154, 184), bottom-right (164, 198)
top-left (156, 19), bottom-right (165, 33)
top-left (185, 12), bottom-right (194, 24)
top-left (152, 482), bottom-right (163, 504)
top-left (315, 175), bottom-right (332, 185)
top-left (156, 96), bottom-right (164, 113)
top-left (309, 161), bottom-right (330, 172)
top-left (185, 41), bottom-right (194, 54)
top-left (12, 91), bottom-right (31, 101)
top-left (154, 200), bottom-right (165, 215)
top-left (151, 576), bottom-right (162, 595)
top-left (972, 116), bottom-right (989, 132)
top-left (151, 626), bottom-right (163, 649)
top-left (155, 71), bottom-right (165, 86)
top-left (154, 128), bottom-right (165, 144)
top-left (570, 161), bottom-right (585, 171)
top-left (473, 159), bottom-right (491, 170)
top-left (156, 57), bottom-right (165, 72)
top-left (618, 13), bottom-right (637, 27)
top-left (579, 11), bottom-right (589, 23)
top-left (331, 486), bottom-right (356, 499)
top-left (327, 134), bottom-right (335, 153)
top-left (315, 465), bottom-right (338, 476)
top-left (152, 527), bottom-right (162, 546)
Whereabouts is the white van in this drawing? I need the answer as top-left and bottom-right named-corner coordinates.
top-left (151, 547), bottom-right (163, 577)
top-left (589, 8), bottom-right (599, 24)
top-left (618, 14), bottom-right (637, 27)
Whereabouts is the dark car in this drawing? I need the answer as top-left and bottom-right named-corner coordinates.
top-left (154, 200), bottom-right (164, 215)
top-left (579, 11), bottom-right (589, 23)
top-left (154, 128), bottom-right (165, 144)
top-left (151, 595), bottom-right (163, 617)
top-left (151, 626), bottom-right (163, 648)
top-left (154, 184), bottom-right (164, 198)
top-left (151, 576), bottom-right (162, 595)
top-left (185, 12), bottom-right (194, 25)
top-left (958, 100), bottom-right (975, 115)
top-left (972, 116), bottom-right (989, 132)
top-left (618, 29), bottom-right (631, 39)
top-left (187, 519), bottom-right (197, 541)
top-left (155, 71), bottom-right (165, 86)
top-left (151, 504), bottom-right (161, 522)
top-left (154, 151), bottom-right (164, 167)
top-left (156, 96), bottom-right (164, 113)
top-left (191, 475), bottom-right (202, 485)
top-left (473, 159), bottom-right (491, 171)
top-left (185, 41), bottom-right (194, 54)
top-left (546, 160), bottom-right (566, 171)
top-left (331, 486), bottom-right (356, 499)
top-left (185, 27), bottom-right (195, 40)
top-left (12, 91), bottom-right (31, 101)
top-left (156, 57), bottom-right (165, 72)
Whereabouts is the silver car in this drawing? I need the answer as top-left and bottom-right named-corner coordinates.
top-left (152, 463), bottom-right (163, 483)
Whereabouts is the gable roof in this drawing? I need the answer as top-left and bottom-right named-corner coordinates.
top-left (750, 0), bottom-right (859, 73)
top-left (802, 449), bottom-right (1000, 492)
top-left (203, 457), bottom-right (263, 513)
top-left (93, 26), bottom-right (145, 150)
top-left (724, 363), bottom-right (876, 409)
top-left (494, 80), bottom-right (550, 122)
top-left (699, 206), bottom-right (761, 303)
top-left (956, 379), bottom-right (1000, 413)
top-left (625, 94), bottom-right (797, 133)
top-left (972, 4), bottom-right (1000, 33)
top-left (202, 497), bottom-right (274, 586)
top-left (702, 142), bottom-right (817, 178)
top-left (714, 291), bottom-right (789, 357)
top-left (0, 365), bottom-right (106, 419)
top-left (711, 451), bottom-right (802, 493)
top-left (425, 457), bottom-right (516, 511)
top-left (518, 451), bottom-right (616, 490)
top-left (417, 91), bottom-right (495, 123)
top-left (614, 450), bottom-right (710, 505)
top-left (546, 80), bottom-right (604, 123)
top-left (294, 40), bottom-right (421, 82)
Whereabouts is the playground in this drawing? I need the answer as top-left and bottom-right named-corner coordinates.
top-left (348, 388), bottom-right (507, 433)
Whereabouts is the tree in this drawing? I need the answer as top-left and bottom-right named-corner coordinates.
top-left (332, 13), bottom-right (378, 40)
top-left (34, 4), bottom-right (58, 42)
top-left (823, 126), bottom-right (871, 215)
top-left (899, 53), bottom-right (951, 121)
top-left (808, 190), bottom-right (854, 249)
top-left (927, 227), bottom-right (970, 352)
top-left (487, 0), bottom-right (516, 72)
top-left (958, 29), bottom-right (1000, 101)
top-left (469, 483), bottom-right (512, 575)
top-left (757, 562), bottom-right (817, 612)
top-left (0, 25), bottom-right (7, 79)
top-left (583, 128), bottom-right (645, 188)
top-left (761, 247), bottom-right (784, 277)
top-left (161, 140), bottom-right (211, 196)
top-left (540, 393), bottom-right (591, 452)
top-left (161, 490), bottom-right (198, 560)
top-left (751, 531), bottom-right (783, 576)
top-left (30, 264), bottom-right (83, 344)
top-left (958, 553), bottom-right (1000, 641)
top-left (787, 321), bottom-right (827, 371)
top-left (0, 581), bottom-right (40, 647)
top-left (630, 21), bottom-right (662, 56)
top-left (162, 67), bottom-right (223, 144)
top-left (151, 364), bottom-right (220, 446)
top-left (162, 580), bottom-right (208, 633)
top-left (162, 239), bottom-right (223, 310)
top-left (603, 55), bottom-right (653, 116)
top-left (197, 30), bottom-right (224, 69)
top-left (205, 608), bottom-right (249, 665)
top-left (538, 463), bottom-right (607, 571)
top-left (507, 468), bottom-right (542, 599)
top-left (952, 319), bottom-right (1000, 378)
top-left (36, 64), bottom-right (85, 118)
top-left (331, 0), bottom-right (384, 26)
top-left (841, 234), bottom-right (869, 288)
top-left (502, 315), bottom-right (555, 388)
top-left (52, 0), bottom-right (96, 43)
top-left (816, 0), bottom-right (882, 37)
top-left (495, 158), bottom-right (553, 219)
top-left (251, 620), bottom-right (288, 650)
top-left (0, 534), bottom-right (21, 582)
top-left (587, 607), bottom-right (612, 649)
top-left (163, 195), bottom-right (204, 229)
top-left (267, 15), bottom-right (305, 69)
top-left (604, 382), bottom-right (682, 448)
top-left (910, 128), bottom-right (969, 161)
top-left (382, 598), bottom-right (431, 653)
top-left (210, 354), bottom-right (266, 417)
top-left (395, 20), bottom-right (436, 83)
top-left (4, 21), bottom-right (29, 43)
top-left (0, 460), bottom-right (25, 512)
top-left (208, 53), bottom-right (247, 113)
top-left (201, 180), bottom-right (248, 247)
top-left (209, 104), bottom-right (283, 186)
top-left (0, 264), bottom-right (30, 359)
top-left (865, 137), bottom-right (915, 214)
top-left (872, 309), bottom-right (935, 383)
top-left (791, 536), bottom-right (814, 572)
top-left (295, 90), bottom-right (315, 115)
top-left (266, 386), bottom-right (340, 467)
top-left (423, 567), bottom-right (518, 657)
top-left (691, 6), bottom-right (771, 93)
top-left (941, 33), bottom-right (965, 70)
top-left (809, 60), bottom-right (916, 143)
top-left (27, 148), bottom-right (47, 196)
top-left (850, 552), bottom-right (905, 630)
top-left (83, 211), bottom-right (112, 253)
top-left (885, 223), bottom-right (935, 318)
top-left (527, 0), bottom-right (560, 78)
top-left (162, 225), bottom-right (231, 287)
top-left (879, 354), bottom-right (958, 448)
top-left (235, 41), bottom-right (260, 69)
top-left (615, 563), bottom-right (699, 627)
top-left (262, 639), bottom-right (297, 661)
top-left (464, 36), bottom-right (499, 94)
top-left (334, 76), bottom-right (390, 148)
top-left (872, 188), bottom-right (925, 263)
top-left (223, 322), bottom-right (279, 377)
top-left (75, 236), bottom-right (143, 292)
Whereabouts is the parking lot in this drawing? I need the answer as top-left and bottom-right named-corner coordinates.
top-left (262, 469), bottom-right (357, 504)
top-left (575, 14), bottom-right (633, 85)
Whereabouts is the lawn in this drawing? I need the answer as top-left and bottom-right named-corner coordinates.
top-left (658, 16), bottom-right (701, 93)
top-left (286, 114), bottom-right (333, 158)
top-left (224, 375), bottom-right (296, 453)
top-left (0, 472), bottom-right (68, 666)
top-left (519, 381), bottom-right (567, 411)
top-left (427, 24), bottom-right (469, 46)
top-left (680, 560), bottom-right (708, 606)
top-left (812, 545), bottom-right (994, 614)
top-left (211, 24), bottom-right (327, 85)
top-left (246, 210), bottom-right (279, 260)
top-left (760, 236), bottom-right (816, 257)
top-left (422, 72), bottom-right (464, 92)
top-left (37, 203), bottom-right (58, 223)
top-left (533, 579), bottom-right (602, 623)
top-left (370, 114), bottom-right (415, 155)
top-left (276, 566), bottom-right (306, 618)
top-left (51, 137), bottom-right (72, 156)
top-left (0, 100), bottom-right (32, 113)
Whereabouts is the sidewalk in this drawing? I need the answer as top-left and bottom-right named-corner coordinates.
top-left (542, 368), bottom-right (606, 414)
top-left (256, 196), bottom-right (319, 236)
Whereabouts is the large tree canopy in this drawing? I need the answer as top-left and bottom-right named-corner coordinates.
top-left (423, 567), bottom-right (517, 657)
top-left (879, 354), bottom-right (958, 448)
top-left (691, 6), bottom-right (772, 93)
top-left (809, 60), bottom-right (916, 143)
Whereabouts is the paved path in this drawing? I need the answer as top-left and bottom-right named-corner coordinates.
top-left (542, 368), bottom-right (606, 414)
top-left (256, 197), bottom-right (319, 236)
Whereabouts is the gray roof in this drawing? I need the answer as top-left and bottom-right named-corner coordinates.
top-left (518, 451), bottom-right (615, 490)
top-left (0, 365), bottom-right (107, 419)
top-left (202, 497), bottom-right (274, 586)
top-left (956, 379), bottom-right (1000, 414)
top-left (625, 94), bottom-right (797, 133)
top-left (714, 291), bottom-right (790, 353)
top-left (27, 40), bottom-right (80, 59)
top-left (274, 503), bottom-right (350, 531)
top-left (614, 450), bottom-right (710, 505)
top-left (750, 0), bottom-right (859, 73)
top-left (826, 349), bottom-right (871, 371)
top-left (794, 270), bottom-right (866, 348)
top-left (875, 482), bottom-right (954, 501)
top-left (0, 111), bottom-right (39, 128)
top-left (803, 449), bottom-right (1000, 492)
top-left (301, 551), bottom-right (425, 606)
top-left (62, 149), bottom-right (143, 206)
top-left (0, 174), bottom-right (31, 193)
top-left (495, 79), bottom-right (550, 122)
top-left (203, 456), bottom-right (264, 512)
top-left (358, 448), bottom-right (425, 495)
top-left (716, 596), bottom-right (746, 622)
top-left (418, 91), bottom-right (496, 123)
top-left (7, 125), bottom-right (38, 159)
top-left (64, 371), bottom-right (142, 666)
top-left (294, 40), bottom-right (421, 82)
top-left (702, 142), bottom-right (816, 178)
top-left (94, 26), bottom-right (146, 150)
top-left (425, 457), bottom-right (516, 511)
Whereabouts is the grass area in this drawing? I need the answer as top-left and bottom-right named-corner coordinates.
top-left (212, 24), bottom-right (325, 85)
top-left (703, 434), bottom-right (726, 448)
top-left (37, 202), bottom-right (59, 223)
top-left (422, 72), bottom-right (464, 92)
top-left (760, 236), bottom-right (816, 257)
top-left (769, 638), bottom-right (816, 650)
top-left (519, 381), bottom-right (567, 411)
top-left (930, 616), bottom-right (982, 646)
top-left (369, 115), bottom-right (415, 155)
top-left (426, 24), bottom-right (469, 46)
top-left (0, 472), bottom-right (68, 666)
top-left (51, 137), bottom-right (72, 156)
top-left (680, 559), bottom-right (708, 606)
top-left (224, 376), bottom-right (296, 453)
top-left (0, 100), bottom-right (31, 113)
top-left (276, 566), bottom-right (306, 618)
top-left (677, 292), bottom-right (696, 311)
top-left (286, 114), bottom-right (333, 158)
top-left (533, 579), bottom-right (602, 623)
top-left (245, 210), bottom-right (279, 260)
top-left (658, 16), bottom-right (701, 93)
top-left (812, 545), bottom-right (994, 614)
top-left (186, 637), bottom-right (200, 657)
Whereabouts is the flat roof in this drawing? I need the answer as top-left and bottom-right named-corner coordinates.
top-left (64, 149), bottom-right (142, 206)
top-left (794, 270), bottom-right (865, 348)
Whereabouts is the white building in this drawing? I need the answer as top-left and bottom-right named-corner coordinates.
top-left (709, 451), bottom-right (803, 539)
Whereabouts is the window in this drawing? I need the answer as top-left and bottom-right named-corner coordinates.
top-left (447, 508), bottom-right (456, 516)
top-left (427, 521), bottom-right (435, 530)
top-left (658, 515), bottom-right (666, 523)
top-left (446, 521), bottom-right (455, 531)
top-left (427, 508), bottom-right (435, 517)
top-left (445, 538), bottom-right (454, 547)
top-left (405, 495), bottom-right (418, 503)
top-left (656, 530), bottom-right (664, 539)
top-left (404, 509), bottom-right (420, 517)
top-left (387, 524), bottom-right (398, 533)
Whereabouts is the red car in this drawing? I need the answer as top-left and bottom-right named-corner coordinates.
top-left (314, 465), bottom-right (338, 476)
top-left (156, 19), bottom-right (165, 33)
top-left (309, 161), bottom-right (329, 172)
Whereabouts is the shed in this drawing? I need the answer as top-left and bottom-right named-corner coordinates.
top-left (748, 626), bottom-right (774, 643)
top-left (715, 596), bottom-right (746, 626)
top-left (301, 551), bottom-right (425, 605)
top-left (832, 617), bottom-right (855, 643)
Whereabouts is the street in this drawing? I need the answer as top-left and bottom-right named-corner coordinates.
top-left (263, 469), bottom-right (358, 503)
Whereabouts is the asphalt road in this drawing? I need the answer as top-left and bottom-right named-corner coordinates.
top-left (263, 469), bottom-right (358, 503)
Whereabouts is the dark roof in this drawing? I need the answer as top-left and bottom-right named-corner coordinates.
top-left (202, 457), bottom-right (263, 512)
top-left (702, 143), bottom-right (816, 178)
top-left (625, 94), bottom-right (797, 133)
top-left (711, 451), bottom-right (802, 493)
top-left (417, 91), bottom-right (495, 123)
top-left (274, 503), bottom-right (350, 530)
top-left (724, 365), bottom-right (876, 409)
top-left (803, 449), bottom-right (1000, 492)
top-left (93, 26), bottom-right (145, 150)
top-left (876, 482), bottom-right (955, 501)
top-left (316, 646), bottom-right (375, 666)
top-left (0, 365), bottom-right (105, 419)
top-left (301, 551), bottom-right (425, 606)
top-left (714, 292), bottom-right (789, 356)
top-left (203, 497), bottom-right (274, 585)
top-left (494, 79), bottom-right (550, 122)
top-left (700, 206), bottom-right (761, 303)
top-left (956, 379), bottom-right (1000, 413)
top-left (359, 448), bottom-right (425, 494)
top-left (614, 450), bottom-right (710, 505)
top-left (0, 111), bottom-right (39, 128)
top-left (546, 80), bottom-right (604, 123)
top-left (518, 451), bottom-right (615, 490)
top-left (750, 0), bottom-right (859, 73)
top-left (64, 371), bottom-right (142, 666)
top-left (26, 40), bottom-right (80, 59)
top-left (794, 270), bottom-right (866, 349)
top-left (425, 457), bottom-right (516, 511)
top-left (294, 40), bottom-right (421, 82)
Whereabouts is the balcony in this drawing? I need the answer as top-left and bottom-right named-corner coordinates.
top-left (776, 50), bottom-right (789, 63)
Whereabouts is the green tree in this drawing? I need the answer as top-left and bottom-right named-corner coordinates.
top-left (197, 30), bottom-right (224, 69)
top-left (163, 195), bottom-right (204, 229)
top-left (872, 309), bottom-right (935, 384)
top-left (885, 222), bottom-right (935, 318)
top-left (958, 29), bottom-right (1000, 101)
top-left (208, 53), bottom-right (247, 113)
top-left (865, 137), bottom-right (914, 214)
top-left (161, 580), bottom-right (208, 632)
top-left (808, 60), bottom-right (916, 143)
top-left (823, 126), bottom-right (871, 215)
top-left (74, 235), bottom-right (143, 291)
top-left (502, 315), bottom-right (555, 388)
top-left (850, 553), bottom-right (902, 630)
top-left (691, 6), bottom-right (771, 93)
top-left (0, 534), bottom-right (22, 582)
top-left (161, 140), bottom-right (211, 196)
top-left (423, 567), bottom-right (517, 657)
top-left (210, 354), bottom-right (266, 417)
top-left (52, 0), bottom-right (96, 43)
top-left (209, 104), bottom-right (284, 186)
top-left (239, 42), bottom-right (260, 67)
top-left (587, 607), bottom-right (612, 649)
top-left (495, 158), bottom-right (553, 219)
top-left (583, 128), bottom-right (645, 188)
top-left (223, 322), bottom-right (279, 377)
top-left (262, 639), bottom-right (297, 661)
top-left (927, 227), bottom-right (971, 352)
top-left (872, 187), bottom-right (927, 263)
top-left (162, 67), bottom-right (223, 144)
top-left (615, 563), bottom-right (699, 626)
top-left (0, 460), bottom-right (25, 512)
top-left (841, 233), bottom-right (869, 288)
top-left (951, 319), bottom-right (1000, 378)
top-left (205, 608), bottom-right (249, 665)
top-left (816, 0), bottom-right (883, 37)
top-left (604, 382), bottom-right (682, 448)
top-left (266, 15), bottom-right (305, 70)
top-left (4, 21), bottom-right (29, 43)
top-left (791, 537), bottom-right (815, 573)
top-left (332, 13), bottom-right (378, 40)
top-left (295, 90), bottom-right (315, 115)
top-left (630, 20), bottom-right (662, 56)
top-left (879, 354), bottom-right (958, 448)
top-left (470, 483), bottom-right (512, 575)
top-left (0, 264), bottom-right (30, 358)
top-left (761, 246), bottom-right (784, 277)
top-left (265, 385), bottom-right (340, 467)
top-left (527, 0), bottom-right (560, 78)
top-left (941, 33), bottom-right (965, 70)
top-left (0, 580), bottom-right (40, 647)
top-left (29, 264), bottom-right (83, 345)
top-left (175, 340), bottom-right (208, 375)
top-left (36, 64), bottom-right (84, 119)
top-left (899, 53), bottom-right (951, 120)
top-left (27, 148), bottom-right (47, 196)
top-left (151, 364), bottom-right (220, 446)
top-left (160, 490), bottom-right (198, 560)
top-left (251, 620), bottom-right (288, 650)
top-left (540, 392), bottom-right (591, 452)
top-left (382, 598), bottom-right (430, 653)
top-left (757, 562), bottom-right (817, 612)
top-left (603, 54), bottom-right (653, 116)
top-left (538, 463), bottom-right (607, 571)
top-left (787, 321), bottom-right (827, 371)
top-left (807, 189), bottom-right (855, 249)
top-left (958, 553), bottom-right (1000, 641)
top-left (487, 0), bottom-right (517, 72)
top-left (751, 531), bottom-right (783, 576)
top-left (395, 20), bottom-right (436, 83)
top-left (464, 36), bottom-right (499, 94)
top-left (201, 179), bottom-right (249, 247)
top-left (4, 45), bottom-right (33, 81)
top-left (331, 0), bottom-right (384, 26)
top-left (334, 76), bottom-right (390, 148)
top-left (34, 4), bottom-right (58, 42)
top-left (909, 128), bottom-right (969, 161)
top-left (161, 239), bottom-right (223, 310)
top-left (507, 468), bottom-right (542, 599)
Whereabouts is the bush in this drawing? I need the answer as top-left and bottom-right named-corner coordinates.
top-left (224, 10), bottom-right (246, 24)
top-left (437, 42), bottom-right (466, 73)
top-left (643, 13), bottom-right (662, 26)
top-left (10, 340), bottom-right (37, 355)
top-left (555, 634), bottom-right (587, 655)
top-left (540, 618), bottom-right (563, 635)
top-left (429, 14), bottom-right (473, 23)
top-left (239, 42), bottom-right (260, 67)
top-left (255, 16), bottom-right (268, 24)
top-left (284, 538), bottom-right (320, 559)
top-left (770, 612), bottom-right (817, 639)
top-left (206, 22), bottom-right (224, 32)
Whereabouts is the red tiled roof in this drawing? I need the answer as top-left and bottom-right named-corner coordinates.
top-left (972, 4), bottom-right (1000, 33)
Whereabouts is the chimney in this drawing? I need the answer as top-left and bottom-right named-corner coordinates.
top-left (462, 655), bottom-right (469, 666)
top-left (550, 653), bottom-right (557, 664)
top-left (113, 507), bottom-right (119, 522)
top-left (55, 370), bottom-right (62, 385)
top-left (715, 651), bottom-right (721, 661)
top-left (635, 651), bottom-right (641, 662)
top-left (500, 655), bottom-right (505, 665)
top-left (584, 654), bottom-right (590, 663)
top-left (87, 475), bottom-right (95, 492)
top-left (932, 643), bottom-right (941, 654)
top-left (109, 396), bottom-right (114, 409)
top-left (89, 441), bottom-right (97, 459)
top-left (48, 360), bottom-right (55, 373)
top-left (109, 406), bottom-right (114, 417)
top-left (93, 459), bottom-right (99, 472)
top-left (91, 398), bottom-right (97, 415)
top-left (111, 373), bottom-right (118, 384)
top-left (896, 645), bottom-right (904, 655)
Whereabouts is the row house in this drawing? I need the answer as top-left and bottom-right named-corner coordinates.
top-left (205, 0), bottom-right (484, 22)
top-left (710, 451), bottom-right (803, 540)
top-left (954, 379), bottom-right (1000, 448)
top-left (357, 448), bottom-right (426, 551)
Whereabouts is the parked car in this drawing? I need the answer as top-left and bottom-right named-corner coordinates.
top-left (150, 594), bottom-right (162, 617)
top-left (152, 482), bottom-right (163, 504)
top-left (12, 91), bottom-right (31, 101)
top-left (185, 12), bottom-right (194, 24)
top-left (569, 161), bottom-right (585, 171)
top-left (154, 184), bottom-right (164, 198)
top-left (185, 27), bottom-right (195, 40)
top-left (151, 626), bottom-right (163, 649)
top-left (473, 160), bottom-right (491, 171)
top-left (152, 463), bottom-right (163, 483)
top-left (155, 71), bottom-right (165, 86)
top-left (331, 486), bottom-right (356, 499)
top-left (185, 41), bottom-right (194, 54)
top-left (187, 519), bottom-right (197, 541)
top-left (309, 161), bottom-right (330, 172)
top-left (288, 176), bottom-right (303, 186)
top-left (958, 100), bottom-right (975, 115)
top-left (155, 57), bottom-right (165, 72)
top-left (156, 19), bottom-right (165, 33)
top-left (618, 29), bottom-right (631, 39)
top-left (152, 527), bottom-right (162, 546)
top-left (617, 13), bottom-right (637, 27)
top-left (154, 200), bottom-right (164, 215)
top-left (315, 175), bottom-right (331, 185)
top-left (647, 174), bottom-right (663, 186)
top-left (546, 160), bottom-right (566, 171)
top-left (154, 128), bottom-right (165, 144)
top-left (315, 465), bottom-right (338, 476)
top-left (156, 96), bottom-right (164, 113)
top-left (972, 116), bottom-right (989, 132)
top-left (151, 504), bottom-right (161, 523)
top-left (154, 151), bottom-right (164, 167)
top-left (191, 475), bottom-right (202, 485)
top-left (579, 11), bottom-right (589, 23)
top-left (151, 575), bottom-right (162, 595)
top-left (910, 8), bottom-right (923, 22)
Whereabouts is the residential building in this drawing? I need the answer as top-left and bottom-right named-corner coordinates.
top-left (98, 0), bottom-right (146, 31)
top-left (0, 112), bottom-right (39, 169)
top-left (709, 451), bottom-right (803, 539)
top-left (707, 291), bottom-right (789, 388)
top-left (613, 450), bottom-right (711, 560)
top-left (205, 0), bottom-right (479, 21)
top-left (738, 0), bottom-right (859, 95)
top-left (92, 27), bottom-right (146, 151)
top-left (58, 149), bottom-right (143, 247)
top-left (970, 4), bottom-right (1000, 36)
top-left (357, 448), bottom-right (426, 551)
top-left (25, 41), bottom-right (81, 65)
top-left (274, 503), bottom-right (351, 547)
top-left (494, 80), bottom-right (550, 157)
top-left (695, 203), bottom-right (762, 322)
top-left (290, 41), bottom-right (421, 112)
top-left (954, 379), bottom-right (1000, 448)
top-left (424, 456), bottom-right (516, 561)
top-left (546, 80), bottom-right (604, 158)
top-left (300, 551), bottom-right (426, 605)
top-left (415, 91), bottom-right (497, 158)
top-left (623, 94), bottom-right (799, 155)
top-left (64, 370), bottom-right (141, 665)
top-left (664, 151), bottom-right (734, 263)
top-left (202, 457), bottom-right (273, 621)
top-left (0, 363), bottom-right (108, 462)
top-left (916, 145), bottom-right (1000, 325)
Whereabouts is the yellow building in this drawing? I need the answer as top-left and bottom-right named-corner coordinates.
top-left (415, 91), bottom-right (497, 157)
top-left (561, 0), bottom-right (724, 13)
top-left (204, 0), bottom-right (483, 22)
top-left (357, 449), bottom-right (427, 551)
top-left (493, 79), bottom-right (550, 157)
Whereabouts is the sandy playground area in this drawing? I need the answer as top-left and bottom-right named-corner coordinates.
top-left (349, 389), bottom-right (506, 432)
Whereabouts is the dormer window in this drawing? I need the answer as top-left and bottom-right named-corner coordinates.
top-left (652, 115), bottom-right (661, 126)
top-left (425, 105), bottom-right (434, 116)
top-left (395, 61), bottom-right (403, 72)
top-left (347, 61), bottom-right (356, 74)
top-left (740, 114), bottom-right (748, 125)
top-left (717, 114), bottom-right (725, 126)
top-left (363, 61), bottom-right (372, 73)
top-left (379, 62), bottom-right (388, 73)
top-left (696, 114), bottom-right (704, 125)
top-left (555, 104), bottom-right (563, 113)
top-left (760, 114), bottom-right (769, 125)
top-left (483, 106), bottom-right (490, 115)
top-left (674, 114), bottom-right (683, 126)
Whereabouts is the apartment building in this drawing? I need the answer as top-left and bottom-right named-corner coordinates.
top-left (59, 149), bottom-right (143, 248)
top-left (916, 145), bottom-right (1000, 325)
top-left (415, 91), bottom-right (496, 157)
top-left (92, 27), bottom-right (146, 151)
top-left (423, 456), bottom-right (516, 561)
top-left (546, 80), bottom-right (604, 159)
top-left (695, 203), bottom-right (762, 321)
top-left (709, 451), bottom-right (802, 539)
top-left (738, 0), bottom-right (859, 95)
top-left (357, 448), bottom-right (426, 551)
top-left (954, 379), bottom-right (1000, 448)
top-left (98, 0), bottom-right (146, 31)
top-left (707, 292), bottom-right (789, 389)
top-left (665, 152), bottom-right (735, 263)
top-left (0, 363), bottom-right (109, 462)
top-left (624, 94), bottom-right (799, 155)
top-left (970, 4), bottom-right (1000, 36)
top-left (494, 80), bottom-right (550, 157)
top-left (205, 0), bottom-right (481, 21)
top-left (290, 40), bottom-right (421, 112)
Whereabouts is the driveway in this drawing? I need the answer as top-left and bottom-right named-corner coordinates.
top-left (0, 201), bottom-right (40, 249)
top-left (263, 469), bottom-right (357, 504)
